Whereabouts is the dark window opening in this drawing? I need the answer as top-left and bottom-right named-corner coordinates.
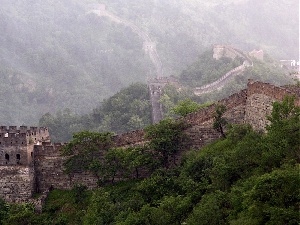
top-left (5, 153), bottom-right (9, 164)
top-left (31, 152), bottom-right (33, 158)
top-left (16, 154), bottom-right (20, 164)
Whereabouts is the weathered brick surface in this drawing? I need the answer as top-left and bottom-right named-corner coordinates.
top-left (34, 144), bottom-right (99, 193)
top-left (0, 166), bottom-right (34, 203)
top-left (245, 80), bottom-right (300, 130)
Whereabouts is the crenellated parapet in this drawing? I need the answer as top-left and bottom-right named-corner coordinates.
top-left (0, 126), bottom-right (50, 146)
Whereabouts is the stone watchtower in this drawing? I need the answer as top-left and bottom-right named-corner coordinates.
top-left (0, 126), bottom-right (50, 203)
top-left (143, 42), bottom-right (156, 53)
top-left (0, 126), bottom-right (50, 166)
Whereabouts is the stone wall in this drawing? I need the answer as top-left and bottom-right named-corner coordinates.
top-left (185, 89), bottom-right (247, 126)
top-left (113, 129), bottom-right (146, 147)
top-left (183, 89), bottom-right (247, 149)
top-left (34, 144), bottom-right (99, 193)
top-left (0, 126), bottom-right (50, 166)
top-left (0, 145), bottom-right (31, 166)
top-left (30, 80), bottom-right (300, 196)
top-left (0, 166), bottom-right (34, 203)
top-left (245, 80), bottom-right (300, 130)
top-left (1, 81), bottom-right (300, 204)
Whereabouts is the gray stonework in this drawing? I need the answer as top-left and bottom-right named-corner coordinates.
top-left (244, 93), bottom-right (274, 131)
top-left (0, 126), bottom-right (49, 204)
top-left (0, 81), bottom-right (299, 207)
top-left (0, 166), bottom-right (34, 203)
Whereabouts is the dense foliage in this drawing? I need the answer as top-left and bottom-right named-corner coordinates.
top-left (1, 96), bottom-right (299, 225)
top-left (61, 118), bottom-right (189, 183)
top-left (145, 119), bottom-right (188, 168)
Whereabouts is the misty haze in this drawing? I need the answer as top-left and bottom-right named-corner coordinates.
top-left (0, 0), bottom-right (298, 127)
top-left (0, 1), bottom-right (299, 224)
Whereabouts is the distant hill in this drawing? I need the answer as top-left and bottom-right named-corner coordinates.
top-left (0, 0), bottom-right (297, 124)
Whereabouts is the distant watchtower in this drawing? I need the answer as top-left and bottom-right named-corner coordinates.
top-left (249, 49), bottom-right (264, 61)
top-left (143, 42), bottom-right (156, 53)
top-left (213, 45), bottom-right (226, 60)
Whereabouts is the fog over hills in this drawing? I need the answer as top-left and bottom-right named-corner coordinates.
top-left (0, 0), bottom-right (298, 124)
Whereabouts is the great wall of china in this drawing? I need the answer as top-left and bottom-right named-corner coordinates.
top-left (1, 3), bottom-right (299, 209)
top-left (0, 80), bottom-right (299, 208)
top-left (194, 45), bottom-right (253, 95)
top-left (87, 4), bottom-right (265, 124)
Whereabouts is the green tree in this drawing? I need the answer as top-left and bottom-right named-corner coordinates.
top-left (229, 166), bottom-right (299, 225)
top-left (258, 96), bottom-right (300, 171)
top-left (145, 119), bottom-right (188, 168)
top-left (2, 203), bottom-right (39, 225)
top-left (61, 131), bottom-right (113, 183)
top-left (172, 99), bottom-right (203, 117)
top-left (213, 104), bottom-right (227, 138)
top-left (83, 189), bottom-right (116, 225)
top-left (186, 191), bottom-right (229, 225)
top-left (0, 198), bottom-right (8, 224)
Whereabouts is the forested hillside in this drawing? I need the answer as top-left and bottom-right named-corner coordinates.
top-left (0, 0), bottom-right (298, 124)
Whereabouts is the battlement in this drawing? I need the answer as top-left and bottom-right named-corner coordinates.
top-left (0, 127), bottom-right (50, 167)
top-left (247, 80), bottom-right (300, 103)
top-left (0, 126), bottom-right (49, 145)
